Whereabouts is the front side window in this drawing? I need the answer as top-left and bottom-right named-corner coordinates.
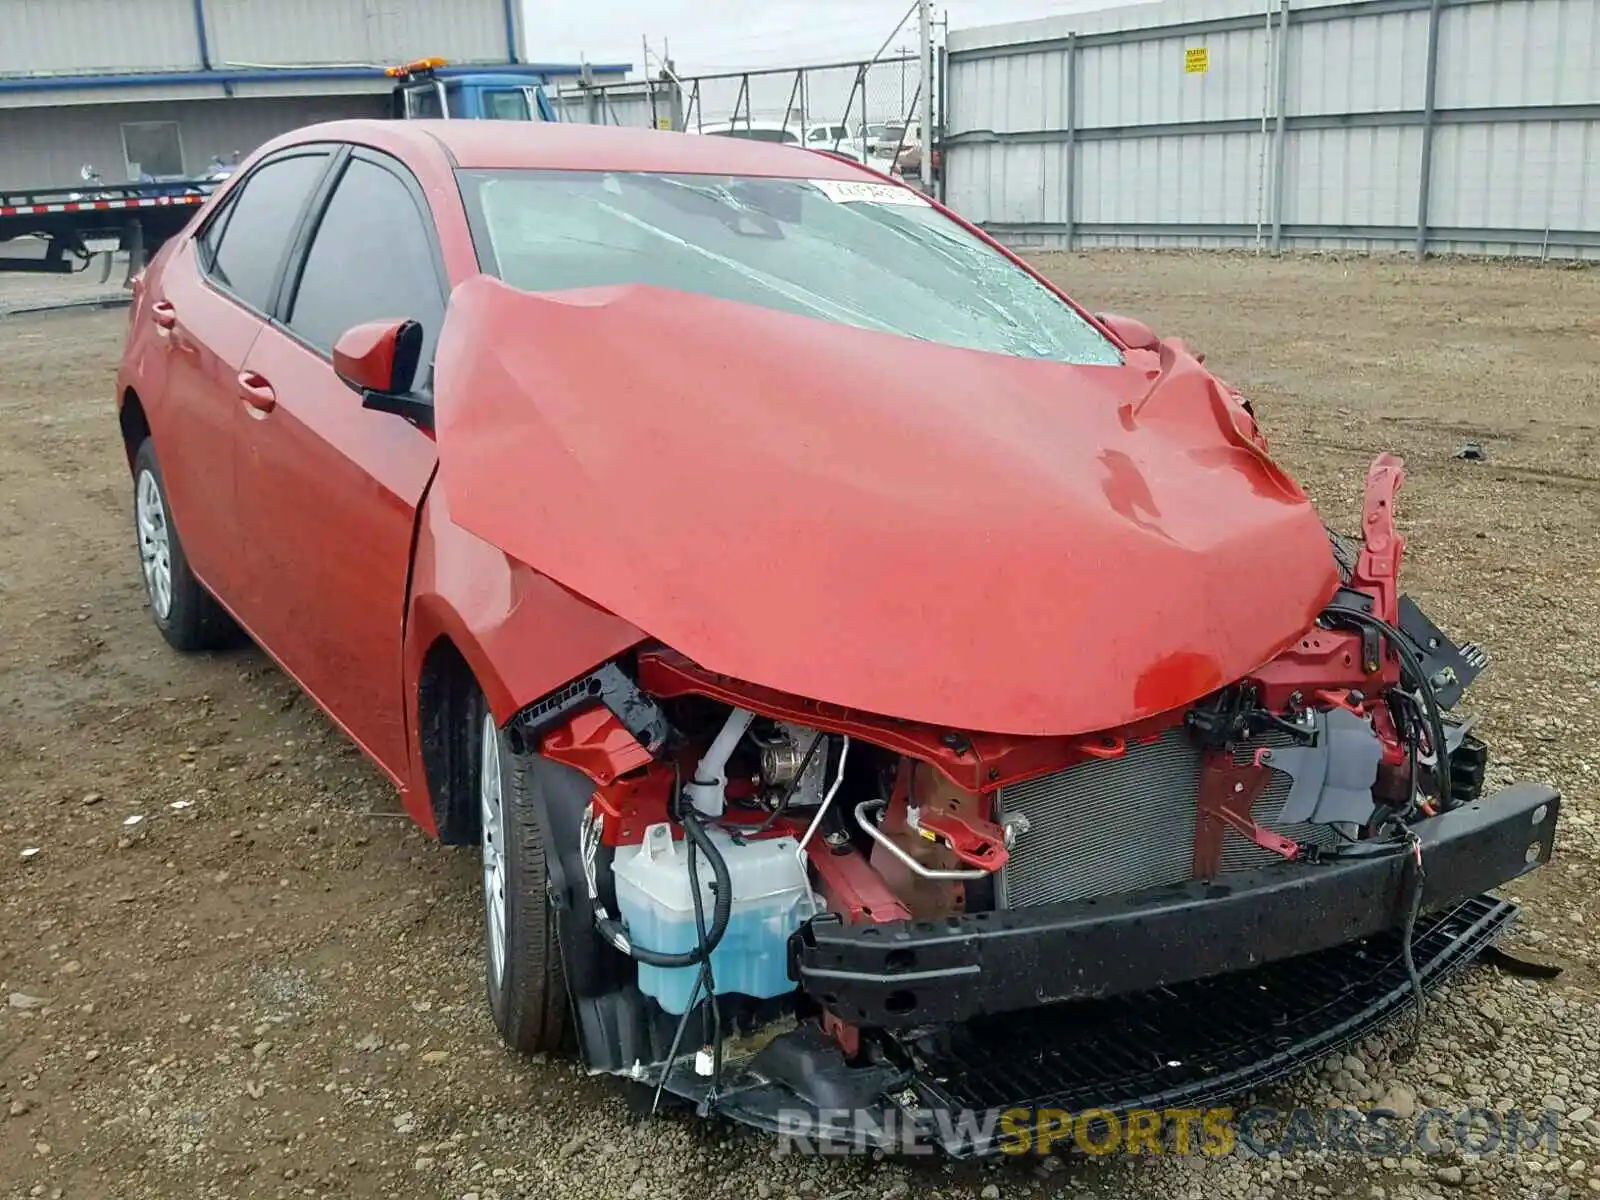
top-left (287, 157), bottom-right (444, 370)
top-left (458, 170), bottom-right (1121, 368)
top-left (204, 152), bottom-right (329, 311)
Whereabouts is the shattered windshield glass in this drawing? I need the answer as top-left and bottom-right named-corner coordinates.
top-left (456, 169), bottom-right (1122, 367)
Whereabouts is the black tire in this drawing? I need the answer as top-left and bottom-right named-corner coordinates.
top-left (473, 691), bottom-right (569, 1055)
top-left (131, 437), bottom-right (236, 652)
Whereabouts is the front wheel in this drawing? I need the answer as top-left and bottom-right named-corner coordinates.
top-left (475, 700), bottom-right (569, 1054)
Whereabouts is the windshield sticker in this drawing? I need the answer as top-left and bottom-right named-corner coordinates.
top-left (808, 179), bottom-right (931, 207)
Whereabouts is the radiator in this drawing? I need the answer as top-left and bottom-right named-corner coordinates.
top-left (995, 726), bottom-right (1337, 909)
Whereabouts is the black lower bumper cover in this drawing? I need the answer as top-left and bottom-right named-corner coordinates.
top-left (678, 894), bottom-right (1519, 1156)
top-left (793, 783), bottom-right (1558, 1028)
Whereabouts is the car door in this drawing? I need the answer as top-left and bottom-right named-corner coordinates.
top-left (232, 147), bottom-right (447, 780)
top-left (153, 148), bottom-right (332, 602)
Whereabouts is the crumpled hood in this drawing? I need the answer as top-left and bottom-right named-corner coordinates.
top-left (434, 276), bottom-right (1338, 737)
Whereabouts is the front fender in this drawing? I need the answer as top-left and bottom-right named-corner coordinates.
top-left (401, 484), bottom-right (644, 831)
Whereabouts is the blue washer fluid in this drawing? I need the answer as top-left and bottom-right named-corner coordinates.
top-left (611, 822), bottom-right (813, 1015)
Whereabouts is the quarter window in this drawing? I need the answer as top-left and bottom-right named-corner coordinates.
top-left (204, 152), bottom-right (328, 311)
top-left (286, 157), bottom-right (445, 372)
top-left (196, 195), bottom-right (235, 273)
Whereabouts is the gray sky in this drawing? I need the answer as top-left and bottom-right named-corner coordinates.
top-left (522, 1), bottom-right (1119, 72)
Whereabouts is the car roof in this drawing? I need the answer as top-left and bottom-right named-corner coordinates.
top-left (276, 119), bottom-right (879, 181)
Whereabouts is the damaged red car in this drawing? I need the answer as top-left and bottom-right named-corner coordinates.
top-left (115, 119), bottom-right (1557, 1153)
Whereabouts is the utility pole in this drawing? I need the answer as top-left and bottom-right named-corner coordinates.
top-left (896, 43), bottom-right (911, 113)
top-left (918, 0), bottom-right (934, 191)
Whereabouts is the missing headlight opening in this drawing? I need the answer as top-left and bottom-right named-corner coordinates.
top-left (506, 452), bottom-right (1558, 1146)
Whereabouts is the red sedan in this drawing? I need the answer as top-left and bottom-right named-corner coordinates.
top-left (116, 119), bottom-right (1553, 1149)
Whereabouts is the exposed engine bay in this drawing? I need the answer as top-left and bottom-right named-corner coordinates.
top-left (504, 456), bottom-right (1557, 1152)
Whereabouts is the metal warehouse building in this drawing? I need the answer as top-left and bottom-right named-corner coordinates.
top-left (0, 0), bottom-right (627, 189)
top-left (943, 0), bottom-right (1600, 259)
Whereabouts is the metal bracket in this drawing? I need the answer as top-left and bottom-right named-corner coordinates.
top-left (1394, 596), bottom-right (1489, 710)
top-left (1194, 751), bottom-right (1300, 877)
top-left (508, 661), bottom-right (674, 757)
top-left (909, 808), bottom-right (1011, 872)
top-left (1350, 454), bottom-right (1406, 627)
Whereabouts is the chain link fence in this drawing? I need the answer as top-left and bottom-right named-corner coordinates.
top-left (553, 54), bottom-right (936, 190)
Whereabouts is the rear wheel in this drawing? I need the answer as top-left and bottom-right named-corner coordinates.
top-left (475, 698), bottom-right (569, 1054)
top-left (132, 438), bottom-right (235, 651)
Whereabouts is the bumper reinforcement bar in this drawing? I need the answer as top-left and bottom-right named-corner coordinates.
top-left (794, 783), bottom-right (1556, 1028)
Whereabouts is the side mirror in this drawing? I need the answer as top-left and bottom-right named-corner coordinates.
top-left (333, 319), bottom-right (432, 431)
top-left (1095, 312), bottom-right (1161, 353)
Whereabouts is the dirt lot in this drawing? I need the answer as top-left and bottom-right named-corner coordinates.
top-left (2, 253), bottom-right (1598, 1200)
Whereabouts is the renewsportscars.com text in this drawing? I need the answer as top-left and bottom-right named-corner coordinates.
top-left (774, 1105), bottom-right (1564, 1158)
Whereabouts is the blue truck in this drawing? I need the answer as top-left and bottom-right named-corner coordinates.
top-left (388, 56), bottom-right (557, 121)
top-left (1, 57), bottom-right (557, 282)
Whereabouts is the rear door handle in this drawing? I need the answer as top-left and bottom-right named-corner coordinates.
top-left (151, 299), bottom-right (177, 330)
top-left (236, 370), bottom-right (277, 416)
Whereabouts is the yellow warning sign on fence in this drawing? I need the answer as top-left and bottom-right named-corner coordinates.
top-left (1185, 46), bottom-right (1209, 74)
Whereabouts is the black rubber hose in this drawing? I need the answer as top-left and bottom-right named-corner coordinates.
top-left (1398, 838), bottom-right (1428, 1053)
top-left (593, 809), bottom-right (733, 968)
top-left (651, 835), bottom-right (717, 1116)
top-left (686, 833), bottom-right (724, 1100)
top-left (1327, 607), bottom-right (1454, 809)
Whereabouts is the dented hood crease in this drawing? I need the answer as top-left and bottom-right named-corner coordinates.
top-left (434, 276), bottom-right (1338, 737)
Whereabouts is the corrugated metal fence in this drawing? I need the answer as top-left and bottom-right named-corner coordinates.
top-left (944, 0), bottom-right (1599, 259)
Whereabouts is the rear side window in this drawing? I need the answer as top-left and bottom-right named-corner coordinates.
top-left (286, 156), bottom-right (445, 370)
top-left (203, 152), bottom-right (328, 311)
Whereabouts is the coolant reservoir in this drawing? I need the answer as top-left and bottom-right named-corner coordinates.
top-left (612, 822), bottom-right (811, 1015)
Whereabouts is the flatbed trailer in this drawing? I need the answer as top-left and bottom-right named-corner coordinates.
top-left (0, 183), bottom-right (216, 283)
top-left (1, 59), bottom-right (557, 286)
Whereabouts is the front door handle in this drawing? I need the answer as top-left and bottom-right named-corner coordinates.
top-left (151, 299), bottom-right (177, 330)
top-left (237, 371), bottom-right (277, 415)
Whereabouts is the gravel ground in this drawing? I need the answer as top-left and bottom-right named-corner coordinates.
top-left (2, 252), bottom-right (1598, 1200)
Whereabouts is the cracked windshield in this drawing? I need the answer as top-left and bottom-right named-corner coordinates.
top-left (459, 169), bottom-right (1123, 366)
